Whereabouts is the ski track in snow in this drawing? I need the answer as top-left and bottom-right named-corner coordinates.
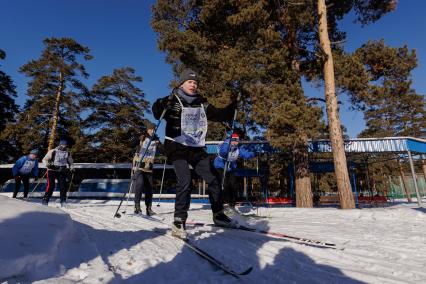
top-left (1, 198), bottom-right (426, 283)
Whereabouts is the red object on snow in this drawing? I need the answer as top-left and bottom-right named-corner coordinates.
top-left (266, 197), bottom-right (293, 204)
top-left (357, 196), bottom-right (388, 203)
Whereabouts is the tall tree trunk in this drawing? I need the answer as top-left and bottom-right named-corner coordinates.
top-left (293, 133), bottom-right (313, 207)
top-left (287, 25), bottom-right (313, 208)
top-left (422, 155), bottom-right (426, 184)
top-left (48, 72), bottom-right (64, 150)
top-left (317, 0), bottom-right (355, 209)
top-left (399, 162), bottom-right (412, 202)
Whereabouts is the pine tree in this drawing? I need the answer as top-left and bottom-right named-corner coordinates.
top-left (0, 49), bottom-right (19, 162)
top-left (151, 0), bottom-right (397, 208)
top-left (334, 40), bottom-right (424, 200)
top-left (289, 0), bottom-right (395, 208)
top-left (84, 67), bottom-right (150, 162)
top-left (3, 38), bottom-right (92, 157)
top-left (354, 40), bottom-right (425, 138)
top-left (152, 0), bottom-right (324, 207)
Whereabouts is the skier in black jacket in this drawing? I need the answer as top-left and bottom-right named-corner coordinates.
top-left (152, 69), bottom-right (238, 239)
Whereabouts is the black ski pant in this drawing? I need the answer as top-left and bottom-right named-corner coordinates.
top-left (133, 171), bottom-right (153, 207)
top-left (13, 175), bottom-right (30, 198)
top-left (42, 170), bottom-right (68, 202)
top-left (173, 157), bottom-right (223, 220)
top-left (218, 170), bottom-right (239, 207)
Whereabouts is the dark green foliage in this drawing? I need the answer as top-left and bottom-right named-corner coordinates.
top-left (0, 49), bottom-right (18, 131)
top-left (151, 0), bottom-right (323, 146)
top-left (151, 1), bottom-right (398, 205)
top-left (2, 38), bottom-right (92, 158)
top-left (84, 67), bottom-right (151, 162)
top-left (355, 40), bottom-right (425, 137)
top-left (0, 49), bottom-right (19, 162)
top-left (335, 40), bottom-right (425, 138)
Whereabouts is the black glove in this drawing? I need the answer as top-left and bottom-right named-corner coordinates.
top-left (158, 93), bottom-right (175, 110)
top-left (166, 93), bottom-right (175, 109)
top-left (152, 134), bottom-right (160, 143)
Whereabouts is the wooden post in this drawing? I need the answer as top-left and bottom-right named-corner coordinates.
top-left (407, 150), bottom-right (423, 207)
top-left (399, 161), bottom-right (412, 202)
top-left (422, 155), bottom-right (426, 186)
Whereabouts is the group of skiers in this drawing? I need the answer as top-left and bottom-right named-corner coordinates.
top-left (12, 68), bottom-right (255, 239)
top-left (12, 140), bottom-right (74, 207)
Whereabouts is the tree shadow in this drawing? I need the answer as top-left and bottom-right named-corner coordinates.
top-left (123, 218), bottom-right (365, 283)
top-left (0, 210), bottom-right (165, 283)
top-left (412, 207), bottom-right (426, 214)
top-left (0, 206), bottom-right (367, 283)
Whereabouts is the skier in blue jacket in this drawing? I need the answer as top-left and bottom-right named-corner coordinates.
top-left (12, 149), bottom-right (40, 198)
top-left (214, 133), bottom-right (255, 210)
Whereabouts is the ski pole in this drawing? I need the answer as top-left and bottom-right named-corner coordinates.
top-left (65, 170), bottom-right (75, 202)
top-left (123, 166), bottom-right (135, 211)
top-left (25, 171), bottom-right (48, 198)
top-left (221, 93), bottom-right (240, 191)
top-left (114, 106), bottom-right (168, 218)
top-left (156, 158), bottom-right (167, 207)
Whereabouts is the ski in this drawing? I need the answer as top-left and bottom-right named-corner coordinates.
top-left (128, 213), bottom-right (165, 222)
top-left (186, 221), bottom-right (340, 249)
top-left (175, 236), bottom-right (253, 278)
top-left (134, 215), bottom-right (253, 278)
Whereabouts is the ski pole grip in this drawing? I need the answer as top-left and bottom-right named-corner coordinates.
top-left (237, 93), bottom-right (241, 102)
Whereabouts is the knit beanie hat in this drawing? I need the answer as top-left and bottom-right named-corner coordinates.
top-left (146, 123), bottom-right (155, 130)
top-left (178, 69), bottom-right (199, 86)
top-left (30, 149), bottom-right (39, 155)
top-left (231, 133), bottom-right (240, 141)
top-left (59, 140), bottom-right (68, 146)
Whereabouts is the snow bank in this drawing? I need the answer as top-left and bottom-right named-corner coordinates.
top-left (2, 196), bottom-right (426, 283)
top-left (0, 196), bottom-right (74, 281)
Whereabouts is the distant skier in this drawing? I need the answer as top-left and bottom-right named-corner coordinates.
top-left (41, 140), bottom-right (74, 206)
top-left (12, 149), bottom-right (40, 199)
top-left (214, 132), bottom-right (255, 213)
top-left (152, 69), bottom-right (238, 239)
top-left (132, 124), bottom-right (159, 216)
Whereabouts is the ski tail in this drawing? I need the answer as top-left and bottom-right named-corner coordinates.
top-left (182, 238), bottom-right (253, 278)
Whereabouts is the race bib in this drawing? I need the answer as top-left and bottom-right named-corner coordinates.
top-left (54, 149), bottom-right (69, 166)
top-left (140, 138), bottom-right (157, 160)
top-left (19, 160), bottom-right (35, 175)
top-left (173, 96), bottom-right (208, 147)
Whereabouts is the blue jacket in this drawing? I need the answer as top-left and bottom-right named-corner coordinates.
top-left (12, 155), bottom-right (39, 177)
top-left (213, 138), bottom-right (255, 172)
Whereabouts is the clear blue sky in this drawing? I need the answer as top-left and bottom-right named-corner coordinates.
top-left (1, 0), bottom-right (425, 138)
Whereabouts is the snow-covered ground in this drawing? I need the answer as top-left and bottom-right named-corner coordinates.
top-left (1, 196), bottom-right (425, 283)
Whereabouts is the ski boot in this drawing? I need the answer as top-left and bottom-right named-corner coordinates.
top-left (60, 201), bottom-right (67, 208)
top-left (146, 206), bottom-right (156, 216)
top-left (213, 210), bottom-right (238, 228)
top-left (134, 203), bottom-right (142, 214)
top-left (171, 217), bottom-right (188, 240)
top-left (224, 204), bottom-right (239, 216)
top-left (41, 199), bottom-right (49, 206)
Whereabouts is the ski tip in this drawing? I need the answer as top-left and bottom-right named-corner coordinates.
top-left (238, 266), bottom-right (253, 276)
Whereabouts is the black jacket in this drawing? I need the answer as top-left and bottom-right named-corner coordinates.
top-left (152, 91), bottom-right (236, 162)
